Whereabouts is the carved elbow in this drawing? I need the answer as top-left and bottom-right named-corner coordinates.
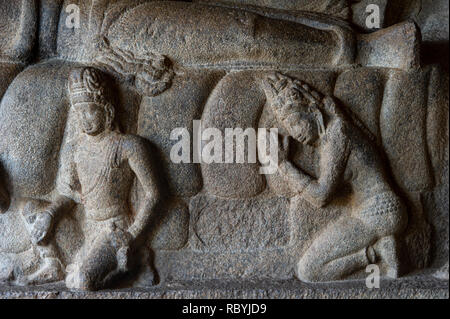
top-left (301, 193), bottom-right (329, 208)
top-left (302, 184), bottom-right (331, 208)
top-left (307, 189), bottom-right (331, 208)
top-left (311, 197), bottom-right (329, 209)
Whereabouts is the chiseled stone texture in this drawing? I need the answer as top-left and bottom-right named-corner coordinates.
top-left (0, 0), bottom-right (448, 297)
top-left (138, 70), bottom-right (224, 197)
top-left (189, 194), bottom-right (290, 251)
top-left (0, 276), bottom-right (447, 299)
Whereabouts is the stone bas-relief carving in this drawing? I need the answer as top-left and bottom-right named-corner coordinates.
top-left (2, 66), bottom-right (160, 290)
top-left (0, 0), bottom-right (448, 297)
top-left (262, 74), bottom-right (407, 281)
top-left (34, 67), bottom-right (159, 290)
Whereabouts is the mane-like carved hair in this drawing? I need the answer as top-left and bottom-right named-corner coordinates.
top-left (94, 37), bottom-right (174, 97)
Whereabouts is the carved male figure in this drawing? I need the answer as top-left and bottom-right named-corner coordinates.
top-left (29, 67), bottom-right (160, 290)
top-left (262, 73), bottom-right (408, 282)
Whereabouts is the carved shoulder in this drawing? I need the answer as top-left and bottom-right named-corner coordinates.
top-left (121, 134), bottom-right (151, 161)
top-left (325, 118), bottom-right (349, 146)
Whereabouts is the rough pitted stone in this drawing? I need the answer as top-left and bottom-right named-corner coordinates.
top-left (380, 67), bottom-right (434, 192)
top-left (0, 0), bottom-right (448, 298)
top-left (138, 70), bottom-right (224, 197)
top-left (150, 198), bottom-right (189, 251)
top-left (334, 68), bottom-right (385, 144)
top-left (351, 0), bottom-right (388, 32)
top-left (189, 194), bottom-right (290, 251)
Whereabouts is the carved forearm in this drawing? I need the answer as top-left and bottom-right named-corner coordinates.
top-left (128, 195), bottom-right (158, 240)
top-left (279, 160), bottom-right (335, 208)
top-left (278, 160), bottom-right (312, 194)
top-left (301, 181), bottom-right (333, 208)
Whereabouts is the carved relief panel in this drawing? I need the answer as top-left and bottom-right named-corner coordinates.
top-left (0, 0), bottom-right (448, 296)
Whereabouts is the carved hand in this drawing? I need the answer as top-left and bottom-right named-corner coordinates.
top-left (322, 95), bottom-right (337, 110)
top-left (30, 210), bottom-right (54, 245)
top-left (109, 228), bottom-right (134, 272)
top-left (109, 227), bottom-right (134, 250)
top-left (257, 129), bottom-right (291, 170)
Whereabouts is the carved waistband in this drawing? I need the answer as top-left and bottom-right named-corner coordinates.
top-left (85, 205), bottom-right (128, 222)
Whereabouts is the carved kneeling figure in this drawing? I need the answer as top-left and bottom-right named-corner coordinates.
top-left (65, 217), bottom-right (134, 290)
top-left (27, 67), bottom-right (159, 290)
top-left (262, 74), bottom-right (408, 282)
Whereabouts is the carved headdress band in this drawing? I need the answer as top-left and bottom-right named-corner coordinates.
top-left (68, 67), bottom-right (107, 106)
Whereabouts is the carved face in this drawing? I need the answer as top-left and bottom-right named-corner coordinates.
top-left (75, 102), bottom-right (107, 136)
top-left (283, 112), bottom-right (318, 145)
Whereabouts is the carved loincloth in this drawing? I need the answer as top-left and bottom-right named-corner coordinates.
top-left (359, 192), bottom-right (404, 217)
top-left (356, 191), bottom-right (407, 236)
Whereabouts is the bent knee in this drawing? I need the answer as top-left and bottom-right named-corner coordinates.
top-left (296, 256), bottom-right (322, 283)
top-left (66, 267), bottom-right (97, 291)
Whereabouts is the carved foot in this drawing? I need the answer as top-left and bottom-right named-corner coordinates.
top-left (65, 264), bottom-right (100, 291)
top-left (370, 236), bottom-right (401, 278)
top-left (433, 262), bottom-right (449, 280)
top-left (134, 265), bottom-right (158, 287)
top-left (65, 264), bottom-right (85, 290)
top-left (26, 257), bottom-right (65, 285)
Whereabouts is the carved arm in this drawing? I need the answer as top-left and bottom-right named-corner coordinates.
top-left (279, 120), bottom-right (349, 208)
top-left (125, 137), bottom-right (160, 240)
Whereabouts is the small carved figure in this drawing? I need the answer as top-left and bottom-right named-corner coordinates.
top-left (261, 73), bottom-right (408, 282)
top-left (28, 67), bottom-right (160, 290)
top-left (20, 198), bottom-right (67, 285)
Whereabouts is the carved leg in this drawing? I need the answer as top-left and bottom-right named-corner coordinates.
top-left (359, 193), bottom-right (408, 278)
top-left (66, 234), bottom-right (119, 291)
top-left (18, 199), bottom-right (65, 285)
top-left (0, 253), bottom-right (15, 283)
top-left (297, 216), bottom-right (377, 282)
top-left (26, 244), bottom-right (65, 285)
top-left (66, 222), bottom-right (132, 291)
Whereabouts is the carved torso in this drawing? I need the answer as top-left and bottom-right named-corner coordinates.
top-left (74, 131), bottom-right (133, 219)
top-left (321, 115), bottom-right (395, 205)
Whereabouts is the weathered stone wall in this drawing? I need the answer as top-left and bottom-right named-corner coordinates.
top-left (0, 0), bottom-right (448, 294)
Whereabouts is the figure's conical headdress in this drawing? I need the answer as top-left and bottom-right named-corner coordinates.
top-left (68, 67), bottom-right (107, 106)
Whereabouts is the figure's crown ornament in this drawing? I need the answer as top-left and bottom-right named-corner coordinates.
top-left (68, 67), bottom-right (107, 105)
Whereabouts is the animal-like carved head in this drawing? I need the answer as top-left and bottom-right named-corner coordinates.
top-left (68, 67), bottom-right (116, 136)
top-left (95, 37), bottom-right (174, 97)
